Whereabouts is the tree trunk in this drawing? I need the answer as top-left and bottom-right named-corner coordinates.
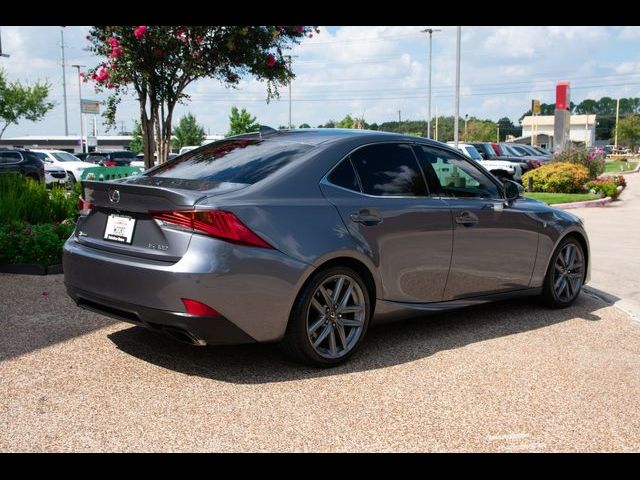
top-left (153, 105), bottom-right (162, 165)
top-left (139, 95), bottom-right (155, 170)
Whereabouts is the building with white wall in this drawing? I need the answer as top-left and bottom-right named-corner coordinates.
top-left (516, 114), bottom-right (596, 149)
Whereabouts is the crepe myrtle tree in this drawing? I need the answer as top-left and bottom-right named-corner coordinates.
top-left (83, 26), bottom-right (319, 168)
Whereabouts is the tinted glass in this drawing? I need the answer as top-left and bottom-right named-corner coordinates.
top-left (34, 152), bottom-right (48, 161)
top-left (414, 146), bottom-right (500, 199)
top-left (110, 151), bottom-right (137, 160)
top-left (350, 143), bottom-right (427, 197)
top-left (0, 152), bottom-right (21, 164)
top-left (328, 158), bottom-right (360, 192)
top-left (462, 145), bottom-right (483, 161)
top-left (146, 138), bottom-right (313, 185)
top-left (52, 152), bottom-right (81, 162)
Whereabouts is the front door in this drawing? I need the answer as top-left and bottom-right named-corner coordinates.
top-left (413, 144), bottom-right (539, 300)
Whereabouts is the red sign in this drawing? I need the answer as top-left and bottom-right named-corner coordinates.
top-left (556, 81), bottom-right (570, 111)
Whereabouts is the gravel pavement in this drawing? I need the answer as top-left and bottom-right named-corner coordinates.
top-left (1, 273), bottom-right (639, 452)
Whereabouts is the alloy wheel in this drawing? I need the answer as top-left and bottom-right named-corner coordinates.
top-left (306, 274), bottom-right (366, 359)
top-left (553, 242), bottom-right (584, 302)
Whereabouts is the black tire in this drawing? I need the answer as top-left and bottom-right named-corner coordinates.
top-left (281, 266), bottom-right (371, 367)
top-left (541, 236), bottom-right (586, 308)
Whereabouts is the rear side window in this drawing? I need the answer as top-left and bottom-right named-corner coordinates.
top-left (0, 152), bottom-right (21, 164)
top-left (328, 158), bottom-right (360, 192)
top-left (146, 138), bottom-right (313, 185)
top-left (350, 143), bottom-right (427, 197)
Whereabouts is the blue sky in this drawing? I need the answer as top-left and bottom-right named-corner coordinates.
top-left (1, 26), bottom-right (639, 137)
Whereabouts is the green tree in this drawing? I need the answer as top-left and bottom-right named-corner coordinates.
top-left (298, 123), bottom-right (311, 129)
top-left (226, 106), bottom-right (259, 137)
top-left (616, 115), bottom-right (640, 151)
top-left (85, 26), bottom-right (318, 168)
top-left (129, 121), bottom-right (143, 153)
top-left (172, 113), bottom-right (206, 150)
top-left (336, 114), bottom-right (355, 129)
top-left (465, 119), bottom-right (497, 142)
top-left (497, 117), bottom-right (521, 141)
top-left (0, 69), bottom-right (54, 139)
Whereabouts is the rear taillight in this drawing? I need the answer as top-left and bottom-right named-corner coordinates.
top-left (181, 298), bottom-right (221, 317)
top-left (150, 209), bottom-right (272, 249)
top-left (78, 197), bottom-right (94, 215)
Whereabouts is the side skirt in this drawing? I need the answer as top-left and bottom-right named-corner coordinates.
top-left (373, 288), bottom-right (543, 325)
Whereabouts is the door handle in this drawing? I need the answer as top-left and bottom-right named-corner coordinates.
top-left (455, 211), bottom-right (479, 226)
top-left (350, 212), bottom-right (383, 226)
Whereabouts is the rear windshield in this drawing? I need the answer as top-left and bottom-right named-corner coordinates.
top-left (145, 138), bottom-right (313, 185)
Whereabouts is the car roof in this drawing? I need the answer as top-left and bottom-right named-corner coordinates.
top-left (229, 128), bottom-right (421, 146)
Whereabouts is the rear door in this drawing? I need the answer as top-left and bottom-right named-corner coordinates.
top-left (0, 151), bottom-right (23, 175)
top-left (321, 142), bottom-right (453, 303)
top-left (413, 144), bottom-right (539, 300)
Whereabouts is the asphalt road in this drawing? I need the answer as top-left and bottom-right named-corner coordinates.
top-left (572, 170), bottom-right (640, 321)
top-left (1, 273), bottom-right (639, 452)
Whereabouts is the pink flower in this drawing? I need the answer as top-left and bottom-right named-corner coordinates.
top-left (42, 291), bottom-right (49, 296)
top-left (193, 50), bottom-right (202, 59)
top-left (107, 37), bottom-right (119, 48)
top-left (297, 26), bottom-right (303, 34)
top-left (266, 53), bottom-right (277, 67)
top-left (196, 36), bottom-right (204, 45)
top-left (152, 48), bottom-right (164, 57)
top-left (134, 26), bottom-right (147, 40)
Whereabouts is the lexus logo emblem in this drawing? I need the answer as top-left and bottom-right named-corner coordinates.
top-left (108, 189), bottom-right (120, 203)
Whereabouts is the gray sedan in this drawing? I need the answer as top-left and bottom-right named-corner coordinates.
top-left (63, 128), bottom-right (590, 366)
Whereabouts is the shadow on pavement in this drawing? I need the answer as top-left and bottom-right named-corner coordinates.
top-left (107, 292), bottom-right (606, 384)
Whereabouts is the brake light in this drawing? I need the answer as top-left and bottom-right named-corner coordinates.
top-left (150, 209), bottom-right (272, 249)
top-left (181, 298), bottom-right (221, 317)
top-left (78, 197), bottom-right (94, 214)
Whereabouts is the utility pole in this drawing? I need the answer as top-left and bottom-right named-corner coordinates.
top-left (0, 27), bottom-right (10, 58)
top-left (614, 98), bottom-right (620, 151)
top-left (464, 114), bottom-right (468, 141)
top-left (435, 106), bottom-right (439, 141)
top-left (60, 27), bottom-right (69, 136)
top-left (284, 55), bottom-right (298, 129)
top-left (497, 125), bottom-right (500, 143)
top-left (71, 64), bottom-right (85, 153)
top-left (454, 26), bottom-right (461, 149)
top-left (398, 110), bottom-right (402, 123)
top-left (421, 28), bottom-right (441, 139)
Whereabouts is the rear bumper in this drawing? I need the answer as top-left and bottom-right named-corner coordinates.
top-left (66, 285), bottom-right (256, 345)
top-left (62, 234), bottom-right (312, 343)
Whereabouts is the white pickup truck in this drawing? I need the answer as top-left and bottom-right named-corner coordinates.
top-left (447, 142), bottom-right (522, 183)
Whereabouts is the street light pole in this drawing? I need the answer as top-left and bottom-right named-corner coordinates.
top-left (284, 55), bottom-right (298, 129)
top-left (421, 28), bottom-right (441, 139)
top-left (464, 114), bottom-right (468, 141)
top-left (454, 26), bottom-right (461, 149)
top-left (71, 64), bottom-right (85, 153)
top-left (60, 27), bottom-right (69, 136)
top-left (0, 27), bottom-right (10, 58)
top-left (614, 98), bottom-right (620, 151)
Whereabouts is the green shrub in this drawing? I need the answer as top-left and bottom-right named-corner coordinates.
top-left (552, 148), bottom-right (605, 179)
top-left (522, 162), bottom-right (590, 193)
top-left (0, 221), bottom-right (75, 265)
top-left (586, 178), bottom-right (622, 199)
top-left (0, 173), bottom-right (78, 224)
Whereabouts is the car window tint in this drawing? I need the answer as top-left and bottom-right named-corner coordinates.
top-left (0, 152), bottom-right (21, 164)
top-left (146, 138), bottom-right (313, 185)
top-left (414, 146), bottom-right (500, 199)
top-left (350, 143), bottom-right (427, 197)
top-left (328, 158), bottom-right (360, 192)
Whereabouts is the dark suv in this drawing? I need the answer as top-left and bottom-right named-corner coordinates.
top-left (0, 148), bottom-right (44, 182)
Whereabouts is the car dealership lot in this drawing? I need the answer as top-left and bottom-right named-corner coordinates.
top-left (1, 273), bottom-right (639, 452)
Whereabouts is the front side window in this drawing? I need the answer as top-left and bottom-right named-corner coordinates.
top-left (349, 143), bottom-right (427, 197)
top-left (414, 146), bottom-right (501, 199)
top-left (52, 152), bottom-right (81, 162)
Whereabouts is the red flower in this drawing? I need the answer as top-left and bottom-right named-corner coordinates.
top-left (107, 37), bottom-right (119, 48)
top-left (297, 26), bottom-right (303, 34)
top-left (266, 53), bottom-right (277, 67)
top-left (134, 26), bottom-right (147, 40)
top-left (152, 48), bottom-right (164, 57)
top-left (42, 291), bottom-right (49, 296)
top-left (193, 50), bottom-right (202, 59)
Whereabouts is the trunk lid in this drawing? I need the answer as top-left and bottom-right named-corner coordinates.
top-left (75, 178), bottom-right (248, 262)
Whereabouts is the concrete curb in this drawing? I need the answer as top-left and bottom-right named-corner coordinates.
top-left (0, 263), bottom-right (63, 275)
top-left (553, 196), bottom-right (614, 210)
top-left (601, 161), bottom-right (640, 177)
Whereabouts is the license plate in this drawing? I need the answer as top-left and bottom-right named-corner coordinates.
top-left (104, 214), bottom-right (136, 244)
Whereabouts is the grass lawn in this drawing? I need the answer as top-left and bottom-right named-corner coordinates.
top-left (605, 161), bottom-right (638, 173)
top-left (526, 192), bottom-right (600, 205)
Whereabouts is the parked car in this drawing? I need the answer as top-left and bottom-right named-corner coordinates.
top-left (82, 152), bottom-right (109, 164)
top-left (447, 142), bottom-right (523, 182)
top-left (0, 148), bottom-right (45, 182)
top-left (31, 149), bottom-right (90, 185)
top-left (179, 145), bottom-right (200, 155)
top-left (99, 150), bottom-right (137, 167)
top-left (31, 151), bottom-right (68, 187)
top-left (63, 129), bottom-right (590, 366)
top-left (503, 143), bottom-right (547, 166)
top-left (470, 141), bottom-right (536, 174)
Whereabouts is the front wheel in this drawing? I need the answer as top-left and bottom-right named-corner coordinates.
top-left (541, 237), bottom-right (586, 308)
top-left (281, 266), bottom-right (371, 367)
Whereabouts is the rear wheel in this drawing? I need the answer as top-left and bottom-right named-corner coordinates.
top-left (541, 237), bottom-right (586, 308)
top-left (281, 266), bottom-right (371, 367)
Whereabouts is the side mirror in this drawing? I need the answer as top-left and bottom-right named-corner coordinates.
top-left (503, 179), bottom-right (524, 202)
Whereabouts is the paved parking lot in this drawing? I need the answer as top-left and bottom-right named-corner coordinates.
top-left (1, 273), bottom-right (639, 452)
